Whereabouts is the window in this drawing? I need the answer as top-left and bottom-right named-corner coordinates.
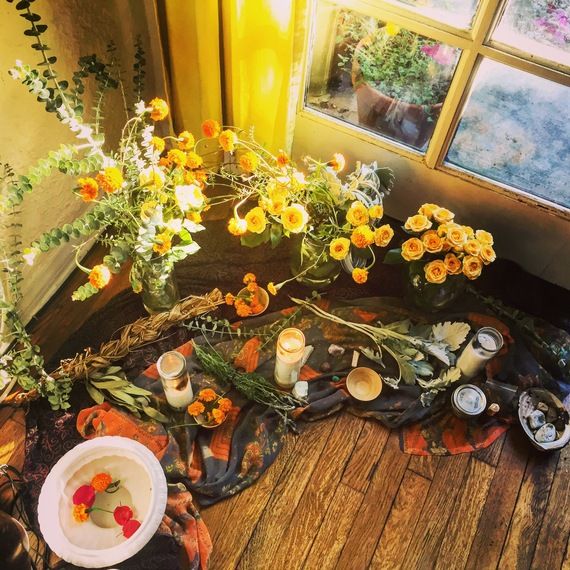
top-left (301, 0), bottom-right (570, 211)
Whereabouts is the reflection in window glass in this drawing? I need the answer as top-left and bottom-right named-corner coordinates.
top-left (446, 59), bottom-right (570, 207)
top-left (389, 0), bottom-right (479, 29)
top-left (493, 0), bottom-right (570, 67)
top-left (306, 2), bottom-right (460, 151)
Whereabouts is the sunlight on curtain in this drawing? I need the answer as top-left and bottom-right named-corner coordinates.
top-left (222, 0), bottom-right (310, 153)
top-left (161, 0), bottom-right (223, 135)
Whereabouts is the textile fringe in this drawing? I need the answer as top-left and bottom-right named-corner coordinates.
top-left (6, 289), bottom-right (224, 406)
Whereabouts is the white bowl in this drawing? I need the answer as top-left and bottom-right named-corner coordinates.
top-left (38, 436), bottom-right (167, 568)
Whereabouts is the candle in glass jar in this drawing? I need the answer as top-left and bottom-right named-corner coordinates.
top-left (157, 350), bottom-right (193, 411)
top-left (457, 327), bottom-right (504, 379)
top-left (274, 328), bottom-right (306, 389)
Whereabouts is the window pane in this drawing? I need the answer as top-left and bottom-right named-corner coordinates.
top-left (388, 0), bottom-right (479, 29)
top-left (306, 2), bottom-right (461, 151)
top-left (446, 59), bottom-right (570, 208)
top-left (492, 0), bottom-right (570, 67)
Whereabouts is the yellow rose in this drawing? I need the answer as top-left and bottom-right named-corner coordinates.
top-left (463, 225), bottom-right (475, 239)
top-left (369, 205), bottom-right (383, 219)
top-left (245, 206), bottom-right (267, 234)
top-left (346, 201), bottom-right (369, 226)
top-left (175, 184), bottom-right (204, 211)
top-left (404, 214), bottom-right (432, 233)
top-left (374, 224), bottom-right (394, 247)
top-left (476, 229), bottom-right (494, 245)
top-left (433, 207), bottom-right (455, 224)
top-left (436, 222), bottom-right (451, 237)
top-left (281, 204), bottom-right (308, 233)
top-left (480, 244), bottom-right (496, 265)
top-left (462, 255), bottom-right (483, 280)
top-left (351, 225), bottom-right (375, 248)
top-left (139, 165), bottom-right (165, 191)
top-left (418, 203), bottom-right (439, 219)
top-left (228, 217), bottom-right (247, 236)
top-left (267, 197), bottom-right (286, 215)
top-left (446, 226), bottom-right (468, 249)
top-left (401, 238), bottom-right (424, 261)
top-left (444, 253), bottom-right (462, 275)
top-left (329, 237), bottom-right (350, 261)
top-left (464, 239), bottom-right (481, 256)
top-left (424, 260), bottom-right (447, 284)
top-left (421, 230), bottom-right (443, 253)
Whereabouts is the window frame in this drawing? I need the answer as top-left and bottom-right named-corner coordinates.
top-left (297, 0), bottom-right (570, 219)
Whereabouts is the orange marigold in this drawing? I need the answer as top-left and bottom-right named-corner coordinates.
top-left (350, 225), bottom-right (375, 248)
top-left (198, 388), bottom-right (217, 402)
top-left (212, 408), bottom-right (226, 424)
top-left (267, 282), bottom-right (278, 296)
top-left (167, 149), bottom-right (187, 167)
top-left (225, 293), bottom-right (235, 306)
top-left (178, 130), bottom-right (195, 150)
top-left (247, 281), bottom-right (258, 293)
top-left (243, 272), bottom-right (256, 284)
top-left (91, 472), bottom-right (112, 492)
top-left (277, 151), bottom-right (289, 168)
top-left (149, 97), bottom-right (169, 121)
top-left (88, 264), bottom-right (111, 289)
top-left (239, 151), bottom-right (260, 173)
top-left (186, 152), bottom-right (203, 169)
top-left (96, 167), bottom-right (123, 193)
top-left (72, 504), bottom-right (90, 523)
top-left (235, 299), bottom-right (252, 317)
top-left (218, 398), bottom-right (233, 413)
top-left (188, 401), bottom-right (205, 416)
top-left (201, 119), bottom-right (221, 138)
top-left (352, 268), bottom-right (368, 284)
top-left (153, 232), bottom-right (172, 255)
top-left (329, 153), bottom-right (346, 172)
top-left (219, 129), bottom-right (238, 153)
top-left (78, 177), bottom-right (98, 202)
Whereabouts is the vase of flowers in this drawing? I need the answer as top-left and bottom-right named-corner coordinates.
top-left (135, 260), bottom-right (180, 314)
top-left (290, 234), bottom-right (342, 288)
top-left (385, 203), bottom-right (496, 311)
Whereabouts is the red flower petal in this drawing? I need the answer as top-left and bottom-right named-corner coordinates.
top-left (113, 505), bottom-right (133, 526)
top-left (72, 485), bottom-right (96, 507)
top-left (122, 519), bottom-right (141, 538)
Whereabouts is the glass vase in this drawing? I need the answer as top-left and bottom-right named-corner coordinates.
top-left (139, 262), bottom-right (180, 315)
top-left (405, 261), bottom-right (465, 312)
top-left (290, 235), bottom-right (341, 289)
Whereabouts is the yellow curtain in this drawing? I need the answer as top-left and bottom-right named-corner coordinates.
top-left (160, 0), bottom-right (310, 153)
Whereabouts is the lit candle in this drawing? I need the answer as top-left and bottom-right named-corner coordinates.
top-left (457, 327), bottom-right (504, 380)
top-left (157, 350), bottom-right (193, 411)
top-left (274, 328), bottom-right (306, 389)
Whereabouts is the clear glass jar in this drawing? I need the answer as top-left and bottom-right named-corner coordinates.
top-left (274, 328), bottom-right (306, 389)
top-left (290, 235), bottom-right (341, 289)
top-left (157, 350), bottom-right (193, 411)
top-left (139, 261), bottom-right (180, 315)
top-left (457, 327), bottom-right (504, 379)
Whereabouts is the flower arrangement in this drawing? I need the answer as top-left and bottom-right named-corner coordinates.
top-left (225, 273), bottom-right (270, 317)
top-left (385, 203), bottom-right (496, 282)
top-left (186, 388), bottom-right (233, 427)
top-left (71, 471), bottom-right (141, 538)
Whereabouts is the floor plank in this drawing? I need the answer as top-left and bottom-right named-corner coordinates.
top-left (408, 453), bottom-right (440, 480)
top-left (303, 482), bottom-right (364, 570)
top-left (436, 457), bottom-right (496, 570)
top-left (473, 430), bottom-right (507, 467)
top-left (335, 430), bottom-right (411, 570)
top-left (370, 469), bottom-right (431, 570)
top-left (402, 453), bottom-right (471, 569)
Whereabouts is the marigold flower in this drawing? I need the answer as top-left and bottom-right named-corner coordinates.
top-left (218, 398), bottom-right (233, 413)
top-left (186, 151), bottom-right (204, 169)
top-left (476, 229), bottom-right (494, 245)
top-left (444, 253), bottom-right (462, 275)
top-left (462, 255), bottom-right (483, 280)
top-left (150, 136), bottom-right (165, 153)
top-left (401, 238), bottom-right (425, 261)
top-left (225, 293), bottom-right (235, 306)
top-left (153, 232), bottom-right (172, 255)
top-left (480, 244), bottom-right (496, 264)
top-left (346, 201), bottom-right (369, 226)
top-left (178, 130), bottom-right (195, 150)
top-left (73, 504), bottom-right (90, 523)
top-left (245, 207), bottom-right (267, 234)
top-left (421, 230), bottom-right (443, 253)
top-left (329, 153), bottom-right (346, 173)
top-left (239, 151), bottom-right (260, 173)
top-left (96, 167), bottom-right (123, 193)
top-left (149, 97), bottom-right (169, 121)
top-left (114, 505), bottom-right (133, 526)
top-left (329, 237), bottom-right (350, 261)
top-left (350, 225), bottom-right (375, 249)
top-left (78, 177), bottom-right (98, 202)
top-left (374, 224), bottom-right (394, 247)
top-left (167, 148), bottom-right (187, 167)
top-left (198, 388), bottom-right (217, 402)
top-left (243, 272), bottom-right (256, 284)
top-left (212, 408), bottom-right (226, 424)
top-left (352, 267), bottom-right (368, 284)
top-left (201, 119), bottom-right (221, 138)
top-left (267, 282), bottom-right (279, 296)
top-left (418, 203), bottom-right (439, 219)
top-left (385, 22), bottom-right (400, 36)
top-left (228, 217), bottom-right (247, 236)
top-left (187, 401), bottom-right (205, 416)
top-left (235, 300), bottom-right (252, 317)
top-left (72, 485), bottom-right (96, 507)
top-left (405, 214), bottom-right (432, 233)
top-left (219, 129), bottom-right (238, 153)
top-left (368, 204), bottom-right (384, 219)
top-left (122, 519), bottom-right (141, 538)
top-left (158, 156), bottom-right (171, 168)
top-left (277, 151), bottom-right (289, 168)
top-left (424, 260), bottom-right (447, 284)
top-left (89, 264), bottom-right (111, 289)
top-left (281, 204), bottom-right (308, 233)
top-left (91, 472), bottom-right (112, 492)
top-left (248, 281), bottom-right (260, 294)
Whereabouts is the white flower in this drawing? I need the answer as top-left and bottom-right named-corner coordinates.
top-left (166, 218), bottom-right (183, 233)
top-left (139, 165), bottom-right (165, 191)
top-left (175, 184), bottom-right (204, 212)
top-left (183, 219), bottom-right (205, 233)
top-left (76, 125), bottom-right (94, 140)
top-left (22, 247), bottom-right (38, 266)
top-left (141, 125), bottom-right (154, 147)
top-left (135, 100), bottom-right (147, 115)
top-left (101, 155), bottom-right (117, 168)
top-left (0, 368), bottom-right (11, 390)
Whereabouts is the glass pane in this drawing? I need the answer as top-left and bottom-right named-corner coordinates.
top-left (446, 59), bottom-right (570, 208)
top-left (388, 0), bottom-right (479, 29)
top-left (492, 0), bottom-right (570, 67)
top-left (306, 2), bottom-right (461, 151)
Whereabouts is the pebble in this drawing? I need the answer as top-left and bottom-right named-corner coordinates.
top-left (537, 402), bottom-right (549, 413)
top-left (328, 344), bottom-right (345, 357)
top-left (528, 410), bottom-right (546, 430)
top-left (320, 362), bottom-right (332, 373)
top-left (535, 423), bottom-right (557, 443)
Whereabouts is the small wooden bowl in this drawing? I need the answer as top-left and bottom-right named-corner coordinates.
top-left (346, 367), bottom-right (382, 401)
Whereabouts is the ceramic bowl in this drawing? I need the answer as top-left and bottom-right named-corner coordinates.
top-left (38, 436), bottom-right (167, 568)
top-left (346, 367), bottom-right (383, 401)
top-left (237, 286), bottom-right (270, 316)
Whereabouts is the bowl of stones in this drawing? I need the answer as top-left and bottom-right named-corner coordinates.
top-left (518, 388), bottom-right (570, 451)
